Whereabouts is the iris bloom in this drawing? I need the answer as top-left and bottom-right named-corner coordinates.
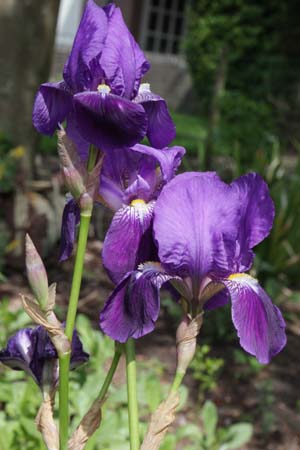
top-left (0, 326), bottom-right (89, 389)
top-left (60, 143), bottom-right (185, 271)
top-left (100, 143), bottom-right (185, 283)
top-left (100, 172), bottom-right (286, 363)
top-left (32, 1), bottom-right (175, 155)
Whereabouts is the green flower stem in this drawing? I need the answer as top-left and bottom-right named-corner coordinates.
top-left (170, 369), bottom-right (186, 393)
top-left (58, 354), bottom-right (70, 450)
top-left (87, 145), bottom-right (99, 172)
top-left (59, 147), bottom-right (97, 450)
top-left (59, 213), bottom-right (92, 450)
top-left (125, 339), bottom-right (140, 450)
top-left (83, 345), bottom-right (123, 450)
top-left (64, 213), bottom-right (92, 340)
top-left (97, 345), bottom-right (122, 401)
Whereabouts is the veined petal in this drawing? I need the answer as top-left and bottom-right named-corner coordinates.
top-left (32, 82), bottom-right (72, 135)
top-left (63, 0), bottom-right (108, 92)
top-left (131, 38), bottom-right (151, 97)
top-left (130, 143), bottom-right (185, 185)
top-left (59, 198), bottom-right (80, 262)
top-left (0, 328), bottom-right (37, 382)
top-left (66, 112), bottom-right (90, 162)
top-left (123, 175), bottom-right (151, 203)
top-left (5, 328), bottom-right (35, 366)
top-left (99, 146), bottom-right (155, 211)
top-left (134, 84), bottom-right (176, 148)
top-left (73, 92), bottom-right (148, 151)
top-left (100, 6), bottom-right (149, 98)
top-left (231, 173), bottom-right (275, 272)
top-left (203, 289), bottom-right (230, 311)
top-left (100, 263), bottom-right (177, 342)
top-left (102, 201), bottom-right (155, 283)
top-left (224, 274), bottom-right (286, 364)
top-left (154, 172), bottom-right (240, 285)
top-left (99, 144), bottom-right (184, 210)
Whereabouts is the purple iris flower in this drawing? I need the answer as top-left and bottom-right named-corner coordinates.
top-left (100, 143), bottom-right (185, 283)
top-left (60, 143), bottom-right (185, 266)
top-left (0, 326), bottom-right (89, 388)
top-left (100, 171), bottom-right (287, 364)
top-left (32, 1), bottom-right (175, 155)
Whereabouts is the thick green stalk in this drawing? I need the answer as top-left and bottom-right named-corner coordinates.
top-left (125, 339), bottom-right (140, 450)
top-left (58, 355), bottom-right (70, 450)
top-left (59, 148), bottom-right (96, 450)
top-left (65, 213), bottom-right (92, 340)
top-left (59, 213), bottom-right (92, 450)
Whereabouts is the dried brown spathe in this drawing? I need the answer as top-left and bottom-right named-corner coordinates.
top-left (68, 397), bottom-right (105, 450)
top-left (35, 393), bottom-right (59, 450)
top-left (140, 392), bottom-right (180, 450)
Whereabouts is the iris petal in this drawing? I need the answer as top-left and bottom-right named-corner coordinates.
top-left (203, 289), bottom-right (230, 311)
top-left (59, 199), bottom-right (80, 262)
top-left (32, 82), bottom-right (72, 135)
top-left (73, 92), bottom-right (148, 152)
top-left (100, 265), bottom-right (176, 342)
top-left (63, 0), bottom-right (108, 92)
top-left (134, 86), bottom-right (176, 148)
top-left (102, 201), bottom-right (155, 283)
top-left (100, 6), bottom-right (150, 98)
top-left (154, 172), bottom-right (240, 283)
top-left (231, 173), bottom-right (275, 272)
top-left (223, 274), bottom-right (286, 364)
top-left (66, 112), bottom-right (90, 162)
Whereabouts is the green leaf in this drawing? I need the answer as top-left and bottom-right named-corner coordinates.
top-left (202, 400), bottom-right (218, 444)
top-left (219, 423), bottom-right (253, 450)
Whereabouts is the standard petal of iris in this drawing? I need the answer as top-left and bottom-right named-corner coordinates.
top-left (63, 0), bottom-right (108, 92)
top-left (99, 147), bottom-right (152, 210)
top-left (73, 92), bottom-right (148, 151)
top-left (224, 275), bottom-right (286, 364)
top-left (134, 86), bottom-right (176, 148)
top-left (131, 143), bottom-right (185, 184)
top-left (100, 265), bottom-right (176, 342)
top-left (100, 6), bottom-right (148, 98)
top-left (102, 201), bottom-right (155, 283)
top-left (231, 173), bottom-right (275, 271)
top-left (32, 82), bottom-right (72, 135)
top-left (59, 198), bottom-right (80, 262)
top-left (131, 37), bottom-right (151, 97)
top-left (154, 172), bottom-right (240, 280)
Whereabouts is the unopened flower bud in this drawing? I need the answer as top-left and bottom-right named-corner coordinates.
top-left (58, 129), bottom-right (86, 200)
top-left (25, 235), bottom-right (48, 310)
top-left (176, 314), bottom-right (203, 374)
top-left (63, 166), bottom-right (86, 200)
top-left (79, 193), bottom-right (93, 214)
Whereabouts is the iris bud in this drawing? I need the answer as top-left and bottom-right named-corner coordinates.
top-left (57, 129), bottom-right (86, 200)
top-left (25, 234), bottom-right (49, 310)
